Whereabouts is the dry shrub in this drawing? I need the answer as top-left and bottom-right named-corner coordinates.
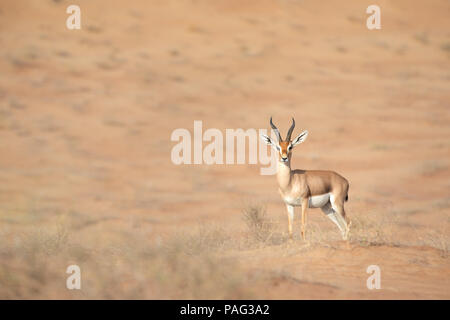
top-left (421, 225), bottom-right (450, 258)
top-left (432, 198), bottom-right (450, 210)
top-left (0, 222), bottom-right (254, 299)
top-left (345, 209), bottom-right (450, 256)
top-left (1, 205), bottom-right (446, 299)
top-left (348, 212), bottom-right (399, 246)
top-left (419, 160), bottom-right (447, 176)
top-left (149, 231), bottom-right (251, 299)
top-left (0, 225), bottom-right (85, 299)
top-left (413, 32), bottom-right (429, 45)
top-left (305, 221), bottom-right (341, 246)
top-left (170, 224), bottom-right (232, 256)
top-left (441, 42), bottom-right (450, 52)
top-left (18, 225), bottom-right (69, 256)
top-left (242, 203), bottom-right (283, 245)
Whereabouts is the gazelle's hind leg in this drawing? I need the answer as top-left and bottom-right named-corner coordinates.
top-left (321, 202), bottom-right (345, 235)
top-left (329, 194), bottom-right (350, 240)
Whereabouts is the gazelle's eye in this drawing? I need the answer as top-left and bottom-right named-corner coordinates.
top-left (288, 145), bottom-right (292, 151)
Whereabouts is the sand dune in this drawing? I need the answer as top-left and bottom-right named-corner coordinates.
top-left (0, 0), bottom-right (448, 299)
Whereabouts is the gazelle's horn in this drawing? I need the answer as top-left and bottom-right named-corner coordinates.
top-left (270, 117), bottom-right (282, 142)
top-left (286, 117), bottom-right (295, 141)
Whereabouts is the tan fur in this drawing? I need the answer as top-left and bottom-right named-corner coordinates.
top-left (277, 162), bottom-right (349, 202)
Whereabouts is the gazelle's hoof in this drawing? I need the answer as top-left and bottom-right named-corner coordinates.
top-left (342, 230), bottom-right (349, 240)
top-left (343, 221), bottom-right (352, 240)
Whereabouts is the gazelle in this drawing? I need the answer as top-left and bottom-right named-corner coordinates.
top-left (261, 117), bottom-right (351, 240)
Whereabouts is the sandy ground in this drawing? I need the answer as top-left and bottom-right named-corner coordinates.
top-left (0, 0), bottom-right (449, 299)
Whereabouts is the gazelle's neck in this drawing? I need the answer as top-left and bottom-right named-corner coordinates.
top-left (277, 160), bottom-right (291, 191)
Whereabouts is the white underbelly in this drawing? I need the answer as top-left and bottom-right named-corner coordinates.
top-left (308, 193), bottom-right (330, 208)
top-left (284, 193), bottom-right (330, 208)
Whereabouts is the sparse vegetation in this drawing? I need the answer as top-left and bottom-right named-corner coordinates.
top-left (171, 224), bottom-right (232, 255)
top-left (422, 225), bottom-right (450, 258)
top-left (371, 143), bottom-right (391, 151)
top-left (336, 46), bottom-right (348, 53)
top-left (413, 32), bottom-right (430, 45)
top-left (0, 221), bottom-right (252, 299)
top-left (349, 212), bottom-right (398, 247)
top-left (432, 198), bottom-right (450, 210)
top-left (419, 160), bottom-right (447, 176)
top-left (242, 203), bottom-right (282, 245)
top-left (441, 42), bottom-right (450, 52)
top-left (0, 199), bottom-right (448, 299)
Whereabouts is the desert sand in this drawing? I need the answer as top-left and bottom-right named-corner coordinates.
top-left (0, 0), bottom-right (448, 299)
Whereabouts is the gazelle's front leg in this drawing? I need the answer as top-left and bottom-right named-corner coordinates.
top-left (301, 198), bottom-right (309, 240)
top-left (286, 204), bottom-right (295, 239)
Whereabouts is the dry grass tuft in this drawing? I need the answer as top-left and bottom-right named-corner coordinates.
top-left (168, 224), bottom-right (232, 256)
top-left (18, 225), bottom-right (69, 256)
top-left (419, 160), bottom-right (447, 176)
top-left (0, 203), bottom-right (447, 299)
top-left (306, 222), bottom-right (341, 246)
top-left (242, 203), bottom-right (283, 245)
top-left (348, 212), bottom-right (399, 247)
top-left (0, 220), bottom-right (255, 299)
top-left (441, 42), bottom-right (450, 53)
top-left (421, 225), bottom-right (450, 258)
top-left (413, 32), bottom-right (429, 45)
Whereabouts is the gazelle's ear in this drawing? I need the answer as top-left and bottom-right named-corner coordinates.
top-left (291, 130), bottom-right (308, 147)
top-left (260, 134), bottom-right (273, 146)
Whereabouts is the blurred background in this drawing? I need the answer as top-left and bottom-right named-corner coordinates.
top-left (0, 0), bottom-right (448, 299)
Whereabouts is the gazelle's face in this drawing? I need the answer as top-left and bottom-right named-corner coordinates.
top-left (261, 117), bottom-right (308, 164)
top-left (276, 141), bottom-right (293, 163)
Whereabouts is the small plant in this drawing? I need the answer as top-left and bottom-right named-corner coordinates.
top-left (349, 212), bottom-right (397, 246)
top-left (19, 225), bottom-right (69, 256)
top-left (242, 203), bottom-right (277, 244)
top-left (413, 32), bottom-right (429, 45)
top-left (423, 227), bottom-right (449, 258)
top-left (419, 160), bottom-right (447, 176)
top-left (441, 42), bottom-right (450, 52)
top-left (172, 225), bottom-right (231, 256)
